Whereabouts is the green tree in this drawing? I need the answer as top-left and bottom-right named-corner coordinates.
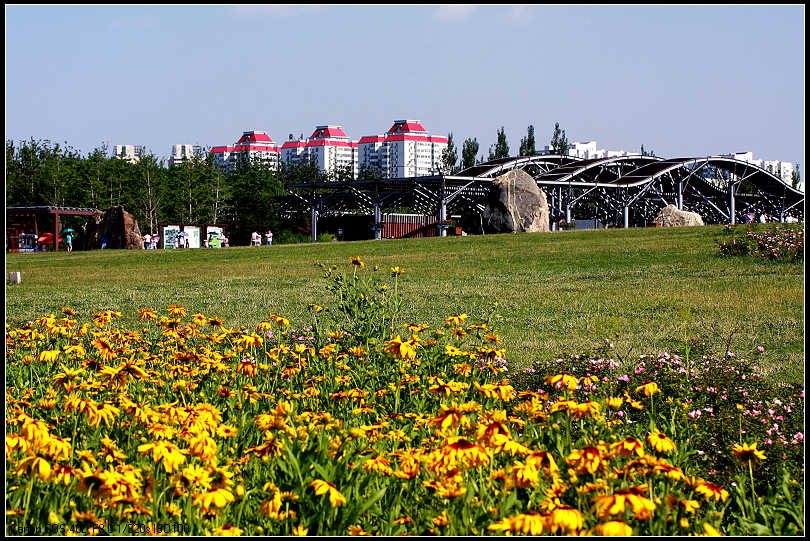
top-left (132, 152), bottom-right (165, 234)
top-left (441, 132), bottom-right (458, 174)
top-left (489, 127), bottom-right (510, 160)
top-left (357, 163), bottom-right (384, 180)
top-left (519, 125), bottom-right (536, 157)
top-left (550, 122), bottom-right (569, 156)
top-left (641, 144), bottom-right (656, 157)
top-left (791, 164), bottom-right (801, 189)
top-left (461, 138), bottom-right (479, 169)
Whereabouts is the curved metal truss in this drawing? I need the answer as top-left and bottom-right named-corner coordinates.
top-left (456, 154), bottom-right (580, 178)
top-left (539, 156), bottom-right (805, 228)
top-left (279, 154), bottom-right (804, 241)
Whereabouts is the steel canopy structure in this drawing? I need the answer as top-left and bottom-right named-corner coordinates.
top-left (281, 154), bottom-right (804, 240)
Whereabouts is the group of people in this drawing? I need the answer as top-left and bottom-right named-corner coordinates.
top-left (142, 233), bottom-right (160, 249)
top-left (251, 230), bottom-right (273, 246)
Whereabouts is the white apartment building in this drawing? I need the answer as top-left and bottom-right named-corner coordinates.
top-left (210, 131), bottom-right (281, 171)
top-left (168, 144), bottom-right (202, 167)
top-left (722, 152), bottom-right (797, 186)
top-left (114, 144), bottom-right (146, 163)
top-left (540, 141), bottom-right (638, 160)
top-left (358, 120), bottom-right (448, 178)
top-left (281, 126), bottom-right (358, 178)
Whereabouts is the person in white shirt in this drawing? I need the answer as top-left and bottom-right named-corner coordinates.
top-left (143, 233), bottom-right (151, 249)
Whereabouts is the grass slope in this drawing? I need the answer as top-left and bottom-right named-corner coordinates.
top-left (5, 225), bottom-right (804, 383)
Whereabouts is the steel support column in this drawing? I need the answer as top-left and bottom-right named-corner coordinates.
top-left (311, 202), bottom-right (318, 243)
top-left (374, 203), bottom-right (381, 240)
top-left (624, 206), bottom-right (630, 229)
top-left (729, 184), bottom-right (736, 225)
top-left (678, 181), bottom-right (683, 209)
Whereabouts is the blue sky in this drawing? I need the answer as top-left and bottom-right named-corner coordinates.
top-left (5, 5), bottom-right (805, 167)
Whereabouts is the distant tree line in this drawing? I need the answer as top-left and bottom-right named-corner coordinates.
top-left (4, 138), bottom-right (349, 246)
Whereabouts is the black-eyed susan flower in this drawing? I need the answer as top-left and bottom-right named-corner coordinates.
top-left (137, 441), bottom-right (186, 473)
top-left (590, 521), bottom-right (633, 536)
top-left (647, 431), bottom-right (676, 453)
top-left (549, 506), bottom-right (584, 533)
top-left (487, 513), bottom-right (547, 536)
top-left (349, 256), bottom-right (365, 268)
top-left (593, 486), bottom-right (657, 520)
top-left (545, 373), bottom-right (578, 391)
top-left (694, 480), bottom-right (730, 503)
top-left (194, 487), bottom-right (235, 512)
top-left (310, 479), bottom-right (346, 507)
top-left (636, 381), bottom-right (660, 397)
top-left (731, 442), bottom-right (766, 462)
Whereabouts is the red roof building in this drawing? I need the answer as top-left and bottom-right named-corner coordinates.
top-left (358, 120), bottom-right (448, 178)
top-left (210, 130), bottom-right (281, 171)
top-left (281, 125), bottom-right (358, 178)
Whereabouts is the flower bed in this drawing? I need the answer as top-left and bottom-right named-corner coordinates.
top-left (5, 260), bottom-right (804, 536)
top-left (718, 224), bottom-right (804, 261)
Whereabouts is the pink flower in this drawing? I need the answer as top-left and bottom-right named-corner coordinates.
top-left (757, 346), bottom-right (765, 353)
top-left (765, 439), bottom-right (773, 445)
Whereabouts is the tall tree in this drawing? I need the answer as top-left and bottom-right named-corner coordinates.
top-left (519, 125), bottom-right (536, 157)
top-left (441, 132), bottom-right (458, 173)
top-left (461, 138), bottom-right (479, 169)
top-left (550, 122), bottom-right (569, 156)
top-left (640, 144), bottom-right (656, 157)
top-left (791, 164), bottom-right (801, 189)
top-left (133, 152), bottom-right (164, 234)
top-left (493, 127), bottom-right (509, 159)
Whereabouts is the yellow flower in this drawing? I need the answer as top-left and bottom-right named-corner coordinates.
top-left (444, 313), bottom-right (467, 327)
top-left (348, 524), bottom-right (372, 535)
top-left (137, 441), bottom-right (186, 473)
top-left (606, 396), bottom-right (624, 409)
top-left (194, 488), bottom-right (235, 511)
top-left (37, 349), bottom-right (60, 363)
top-left (211, 524), bottom-right (243, 536)
top-left (383, 335), bottom-right (417, 360)
top-left (545, 373), bottom-right (578, 391)
top-left (549, 506), bottom-right (584, 533)
top-left (647, 431), bottom-right (676, 453)
top-left (731, 442), bottom-right (766, 462)
top-left (390, 266), bottom-right (405, 276)
top-left (590, 521), bottom-right (633, 536)
top-left (310, 479), bottom-right (346, 507)
top-left (432, 511), bottom-right (450, 527)
top-left (488, 513), bottom-right (547, 535)
top-left (593, 487), bottom-right (657, 520)
top-left (349, 256), bottom-right (365, 268)
top-left (168, 304), bottom-right (187, 317)
top-left (636, 381), bottom-right (660, 397)
top-left (702, 523), bottom-right (723, 536)
top-left (694, 481), bottom-right (729, 503)
top-left (291, 524), bottom-right (308, 536)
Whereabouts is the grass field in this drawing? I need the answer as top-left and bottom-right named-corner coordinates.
top-left (5, 224), bottom-right (804, 383)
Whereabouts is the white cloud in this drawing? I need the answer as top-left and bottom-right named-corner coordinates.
top-left (435, 5), bottom-right (478, 21)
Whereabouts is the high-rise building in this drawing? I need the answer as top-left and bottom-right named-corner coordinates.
top-left (281, 125), bottom-right (358, 178)
top-left (358, 120), bottom-right (448, 178)
top-left (114, 145), bottom-right (146, 163)
top-left (168, 144), bottom-right (202, 167)
top-left (210, 131), bottom-right (281, 171)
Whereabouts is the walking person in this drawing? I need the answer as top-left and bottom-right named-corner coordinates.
top-left (65, 232), bottom-right (73, 253)
top-left (265, 230), bottom-right (273, 246)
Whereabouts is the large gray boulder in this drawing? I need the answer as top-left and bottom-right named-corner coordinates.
top-left (653, 204), bottom-right (705, 227)
top-left (481, 169), bottom-right (550, 233)
top-left (80, 206), bottom-right (144, 249)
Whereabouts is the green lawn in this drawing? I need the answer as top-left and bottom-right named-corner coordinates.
top-left (5, 225), bottom-right (804, 383)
